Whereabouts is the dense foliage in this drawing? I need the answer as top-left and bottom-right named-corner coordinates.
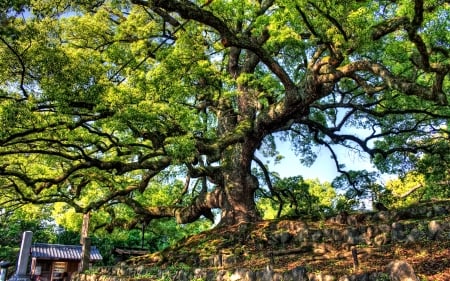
top-left (0, 0), bottom-right (449, 238)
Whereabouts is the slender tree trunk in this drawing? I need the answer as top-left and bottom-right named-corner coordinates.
top-left (79, 212), bottom-right (91, 272)
top-left (80, 212), bottom-right (90, 243)
top-left (79, 237), bottom-right (91, 272)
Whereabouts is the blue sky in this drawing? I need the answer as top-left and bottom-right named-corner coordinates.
top-left (261, 141), bottom-right (378, 183)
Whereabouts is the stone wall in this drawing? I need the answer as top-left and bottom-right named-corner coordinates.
top-left (72, 202), bottom-right (450, 281)
top-left (72, 265), bottom-right (398, 281)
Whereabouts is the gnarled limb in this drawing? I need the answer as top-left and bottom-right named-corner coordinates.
top-left (119, 188), bottom-right (222, 224)
top-left (317, 60), bottom-right (448, 105)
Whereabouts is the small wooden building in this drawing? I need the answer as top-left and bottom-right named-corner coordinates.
top-left (30, 243), bottom-right (103, 281)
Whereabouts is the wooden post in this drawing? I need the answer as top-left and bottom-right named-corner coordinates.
top-left (351, 247), bottom-right (359, 270)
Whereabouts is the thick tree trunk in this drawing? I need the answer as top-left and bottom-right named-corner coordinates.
top-left (220, 172), bottom-right (260, 225)
top-left (218, 141), bottom-right (261, 226)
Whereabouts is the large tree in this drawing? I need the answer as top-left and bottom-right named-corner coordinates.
top-left (0, 0), bottom-right (449, 227)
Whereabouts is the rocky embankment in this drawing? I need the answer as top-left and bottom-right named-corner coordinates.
top-left (73, 200), bottom-right (450, 281)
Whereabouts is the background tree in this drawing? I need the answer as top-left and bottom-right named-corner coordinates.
top-left (256, 175), bottom-right (335, 219)
top-left (377, 127), bottom-right (450, 201)
top-left (0, 0), bottom-right (449, 230)
top-left (0, 204), bottom-right (57, 261)
top-left (383, 172), bottom-right (425, 208)
top-left (332, 170), bottom-right (388, 209)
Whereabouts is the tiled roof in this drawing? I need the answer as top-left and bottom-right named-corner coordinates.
top-left (31, 243), bottom-right (103, 261)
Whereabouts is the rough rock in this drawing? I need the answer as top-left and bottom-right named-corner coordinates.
top-left (386, 260), bottom-right (418, 281)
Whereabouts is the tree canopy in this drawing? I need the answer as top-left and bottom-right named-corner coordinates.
top-left (1, 0), bottom-right (449, 229)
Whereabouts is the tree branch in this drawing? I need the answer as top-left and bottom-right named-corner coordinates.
top-left (317, 60), bottom-right (448, 105)
top-left (253, 156), bottom-right (283, 218)
top-left (119, 188), bottom-right (222, 224)
top-left (371, 17), bottom-right (409, 40)
top-left (131, 0), bottom-right (296, 91)
top-left (307, 1), bottom-right (348, 41)
top-left (0, 36), bottom-right (29, 99)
